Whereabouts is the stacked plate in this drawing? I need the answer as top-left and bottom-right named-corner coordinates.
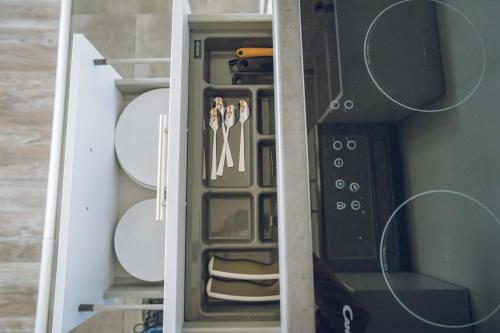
top-left (114, 199), bottom-right (165, 282)
top-left (115, 88), bottom-right (169, 189)
top-left (114, 88), bottom-right (169, 282)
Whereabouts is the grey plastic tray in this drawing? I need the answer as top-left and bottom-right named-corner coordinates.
top-left (185, 29), bottom-right (279, 321)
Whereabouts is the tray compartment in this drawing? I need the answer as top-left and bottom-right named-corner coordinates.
top-left (204, 37), bottom-right (273, 85)
top-left (203, 88), bottom-right (253, 188)
top-left (258, 141), bottom-right (277, 188)
top-left (200, 249), bottom-right (280, 319)
top-left (257, 89), bottom-right (275, 135)
top-left (203, 193), bottom-right (253, 243)
top-left (259, 194), bottom-right (278, 242)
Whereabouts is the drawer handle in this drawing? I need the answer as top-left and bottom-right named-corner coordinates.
top-left (156, 114), bottom-right (168, 221)
top-left (93, 57), bottom-right (171, 66)
top-left (235, 48), bottom-right (273, 58)
top-left (79, 303), bottom-right (163, 312)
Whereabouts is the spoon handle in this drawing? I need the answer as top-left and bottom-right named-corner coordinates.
top-left (225, 128), bottom-right (234, 168)
top-left (238, 123), bottom-right (245, 172)
top-left (211, 129), bottom-right (217, 180)
top-left (217, 129), bottom-right (227, 176)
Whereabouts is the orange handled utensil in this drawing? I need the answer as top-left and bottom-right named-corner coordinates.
top-left (236, 48), bottom-right (273, 58)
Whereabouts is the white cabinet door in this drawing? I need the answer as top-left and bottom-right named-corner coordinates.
top-left (52, 34), bottom-right (122, 333)
top-left (164, 1), bottom-right (191, 332)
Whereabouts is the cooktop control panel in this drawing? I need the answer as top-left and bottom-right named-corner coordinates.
top-left (323, 133), bottom-right (375, 258)
top-left (318, 124), bottom-right (404, 272)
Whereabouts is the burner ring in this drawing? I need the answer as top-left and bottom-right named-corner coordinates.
top-left (364, 0), bottom-right (486, 112)
top-left (380, 189), bottom-right (500, 328)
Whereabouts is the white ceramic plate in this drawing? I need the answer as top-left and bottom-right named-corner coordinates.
top-left (114, 199), bottom-right (165, 282)
top-left (115, 88), bottom-right (169, 189)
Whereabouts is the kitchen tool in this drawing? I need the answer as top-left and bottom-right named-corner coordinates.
top-left (261, 195), bottom-right (278, 242)
top-left (233, 73), bottom-right (274, 85)
top-left (202, 120), bottom-right (207, 181)
top-left (263, 214), bottom-right (278, 241)
top-left (217, 104), bottom-right (237, 176)
top-left (114, 199), bottom-right (165, 282)
top-left (208, 107), bottom-right (219, 180)
top-left (260, 144), bottom-right (276, 187)
top-left (206, 278), bottom-right (280, 302)
top-left (236, 47), bottom-right (273, 58)
top-left (270, 146), bottom-right (276, 178)
top-left (114, 88), bottom-right (169, 189)
top-left (229, 58), bottom-right (274, 73)
top-left (208, 256), bottom-right (279, 280)
top-left (238, 100), bottom-right (250, 172)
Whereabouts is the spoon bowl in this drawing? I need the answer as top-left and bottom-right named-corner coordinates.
top-left (209, 107), bottom-right (220, 180)
top-left (238, 100), bottom-right (250, 172)
top-left (238, 100), bottom-right (250, 124)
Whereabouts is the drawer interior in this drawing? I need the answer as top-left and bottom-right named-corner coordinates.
top-left (185, 28), bottom-right (279, 322)
top-left (110, 84), bottom-right (168, 294)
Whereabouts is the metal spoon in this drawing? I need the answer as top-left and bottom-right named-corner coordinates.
top-left (222, 100), bottom-right (234, 168)
top-left (238, 100), bottom-right (250, 172)
top-left (209, 107), bottom-right (219, 180)
top-left (214, 97), bottom-right (234, 174)
top-left (213, 97), bottom-right (233, 168)
top-left (217, 104), bottom-right (237, 176)
top-left (215, 98), bottom-right (227, 173)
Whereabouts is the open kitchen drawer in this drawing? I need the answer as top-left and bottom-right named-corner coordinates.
top-left (164, 1), bottom-right (314, 332)
top-left (47, 34), bottom-right (168, 332)
top-left (36, 0), bottom-right (316, 332)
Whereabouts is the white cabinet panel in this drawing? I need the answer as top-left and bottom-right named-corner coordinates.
top-left (52, 34), bottom-right (122, 333)
top-left (164, 0), bottom-right (191, 332)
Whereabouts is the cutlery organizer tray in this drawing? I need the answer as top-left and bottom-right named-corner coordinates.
top-left (185, 29), bottom-right (279, 321)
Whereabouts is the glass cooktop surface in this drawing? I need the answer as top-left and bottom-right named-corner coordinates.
top-left (301, 0), bottom-right (500, 332)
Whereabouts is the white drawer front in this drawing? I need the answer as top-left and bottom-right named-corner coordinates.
top-left (52, 34), bottom-right (122, 333)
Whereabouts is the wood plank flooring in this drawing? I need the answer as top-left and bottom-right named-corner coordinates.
top-left (0, 0), bottom-right (58, 332)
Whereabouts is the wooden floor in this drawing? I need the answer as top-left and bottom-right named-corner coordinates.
top-left (0, 0), bottom-right (59, 331)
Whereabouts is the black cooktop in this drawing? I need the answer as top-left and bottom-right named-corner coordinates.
top-left (301, 0), bottom-right (500, 331)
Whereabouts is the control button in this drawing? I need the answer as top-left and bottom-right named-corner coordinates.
top-left (351, 200), bottom-right (361, 211)
top-left (337, 202), bottom-right (347, 210)
top-left (332, 140), bottom-right (343, 151)
top-left (330, 100), bottom-right (340, 110)
top-left (335, 179), bottom-right (345, 189)
top-left (347, 140), bottom-right (357, 150)
top-left (334, 158), bottom-right (344, 168)
top-left (349, 182), bottom-right (360, 192)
